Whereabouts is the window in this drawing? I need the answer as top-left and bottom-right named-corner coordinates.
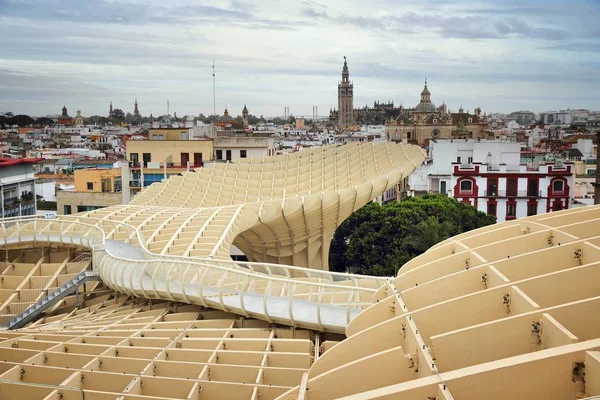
top-left (457, 157), bottom-right (461, 163)
top-left (487, 203), bottom-right (496, 216)
top-left (553, 180), bottom-right (564, 192)
top-left (468, 156), bottom-right (473, 164)
top-left (216, 150), bottom-right (223, 160)
top-left (142, 153), bottom-right (151, 166)
top-left (226, 150), bottom-right (232, 161)
top-left (130, 153), bottom-right (139, 166)
top-left (459, 180), bottom-right (473, 193)
top-left (527, 203), bottom-right (537, 216)
top-left (527, 179), bottom-right (539, 197)
top-left (64, 205), bottom-right (72, 215)
top-left (468, 118), bottom-right (472, 123)
top-left (407, 132), bottom-right (412, 139)
top-left (240, 150), bottom-right (247, 158)
top-left (507, 203), bottom-right (516, 217)
top-left (77, 205), bottom-right (104, 213)
top-left (507, 178), bottom-right (518, 196)
top-left (87, 182), bottom-right (93, 190)
top-left (487, 178), bottom-right (498, 196)
top-left (181, 131), bottom-right (187, 140)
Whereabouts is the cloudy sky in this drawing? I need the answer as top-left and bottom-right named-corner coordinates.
top-left (0, 0), bottom-right (599, 118)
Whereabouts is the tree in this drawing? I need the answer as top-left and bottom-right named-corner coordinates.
top-left (329, 195), bottom-right (495, 276)
top-left (403, 217), bottom-right (454, 253)
top-left (111, 108), bottom-right (125, 122)
top-left (8, 114), bottom-right (35, 127)
top-left (35, 117), bottom-right (55, 126)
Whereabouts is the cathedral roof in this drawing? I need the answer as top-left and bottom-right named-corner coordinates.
top-left (395, 114), bottom-right (414, 125)
top-left (450, 112), bottom-right (479, 124)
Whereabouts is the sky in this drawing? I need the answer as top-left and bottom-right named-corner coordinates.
top-left (0, 0), bottom-right (599, 118)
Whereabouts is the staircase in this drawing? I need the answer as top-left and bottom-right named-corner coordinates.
top-left (4, 270), bottom-right (100, 330)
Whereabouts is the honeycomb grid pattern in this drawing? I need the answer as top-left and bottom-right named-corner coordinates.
top-left (279, 205), bottom-right (600, 400)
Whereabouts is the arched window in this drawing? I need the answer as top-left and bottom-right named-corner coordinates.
top-left (468, 118), bottom-right (472, 123)
top-left (553, 180), bottom-right (564, 192)
top-left (460, 180), bottom-right (473, 193)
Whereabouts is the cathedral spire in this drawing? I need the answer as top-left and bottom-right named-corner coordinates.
top-left (341, 56), bottom-right (349, 83)
top-left (337, 56), bottom-right (354, 128)
top-left (420, 78), bottom-right (431, 103)
top-left (134, 99), bottom-right (140, 117)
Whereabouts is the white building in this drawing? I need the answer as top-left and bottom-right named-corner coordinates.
top-left (539, 111), bottom-right (573, 125)
top-left (452, 162), bottom-right (573, 222)
top-left (506, 120), bottom-right (520, 133)
top-left (191, 123), bottom-right (217, 139)
top-left (408, 139), bottom-right (521, 196)
top-left (0, 158), bottom-right (39, 218)
top-left (213, 137), bottom-right (278, 162)
top-left (407, 139), bottom-right (573, 222)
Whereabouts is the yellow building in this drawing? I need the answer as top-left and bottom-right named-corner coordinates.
top-left (57, 168), bottom-right (123, 215)
top-left (126, 139), bottom-right (214, 191)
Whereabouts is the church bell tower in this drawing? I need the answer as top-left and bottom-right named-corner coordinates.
top-left (337, 56), bottom-right (354, 129)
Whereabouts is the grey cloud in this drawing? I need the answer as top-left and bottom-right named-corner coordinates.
top-left (0, 0), bottom-right (251, 24)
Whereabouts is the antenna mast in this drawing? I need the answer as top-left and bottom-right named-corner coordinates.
top-left (212, 60), bottom-right (216, 117)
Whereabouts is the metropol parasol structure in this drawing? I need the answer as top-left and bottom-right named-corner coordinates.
top-left (0, 142), bottom-right (599, 399)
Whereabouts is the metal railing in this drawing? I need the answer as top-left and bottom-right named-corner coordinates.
top-left (0, 215), bottom-right (385, 333)
top-left (483, 190), bottom-right (543, 197)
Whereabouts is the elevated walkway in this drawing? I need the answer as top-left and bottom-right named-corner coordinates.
top-left (0, 218), bottom-right (384, 333)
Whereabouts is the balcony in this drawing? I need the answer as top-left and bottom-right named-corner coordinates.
top-left (129, 162), bottom-right (203, 169)
top-left (484, 190), bottom-right (542, 198)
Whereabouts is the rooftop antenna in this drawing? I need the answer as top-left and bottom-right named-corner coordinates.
top-left (167, 100), bottom-right (170, 116)
top-left (212, 60), bottom-right (216, 117)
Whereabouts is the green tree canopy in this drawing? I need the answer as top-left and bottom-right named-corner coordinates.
top-left (329, 195), bottom-right (496, 276)
top-left (35, 117), bottom-right (54, 126)
top-left (111, 108), bottom-right (125, 122)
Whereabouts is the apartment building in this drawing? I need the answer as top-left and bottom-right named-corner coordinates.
top-left (452, 162), bottom-right (573, 221)
top-left (57, 168), bottom-right (124, 215)
top-left (126, 139), bottom-right (214, 193)
top-left (0, 158), bottom-right (39, 218)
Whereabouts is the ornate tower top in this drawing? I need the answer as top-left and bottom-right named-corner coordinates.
top-left (62, 105), bottom-right (68, 117)
top-left (134, 99), bottom-right (140, 117)
top-left (341, 56), bottom-right (349, 83)
top-left (109, 101), bottom-right (113, 117)
top-left (242, 104), bottom-right (248, 116)
top-left (421, 79), bottom-right (431, 102)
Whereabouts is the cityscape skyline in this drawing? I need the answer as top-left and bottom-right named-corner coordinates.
top-left (0, 0), bottom-right (599, 117)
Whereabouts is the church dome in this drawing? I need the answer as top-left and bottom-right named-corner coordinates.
top-left (414, 102), bottom-right (437, 113)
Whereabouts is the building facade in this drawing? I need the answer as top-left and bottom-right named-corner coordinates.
top-left (408, 139), bottom-right (522, 197)
top-left (452, 162), bottom-right (573, 221)
top-left (213, 136), bottom-right (277, 162)
top-left (57, 168), bottom-right (124, 215)
top-left (126, 139), bottom-right (214, 193)
top-left (0, 158), bottom-right (39, 218)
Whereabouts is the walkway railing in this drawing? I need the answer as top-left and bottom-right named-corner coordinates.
top-left (0, 215), bottom-right (384, 333)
